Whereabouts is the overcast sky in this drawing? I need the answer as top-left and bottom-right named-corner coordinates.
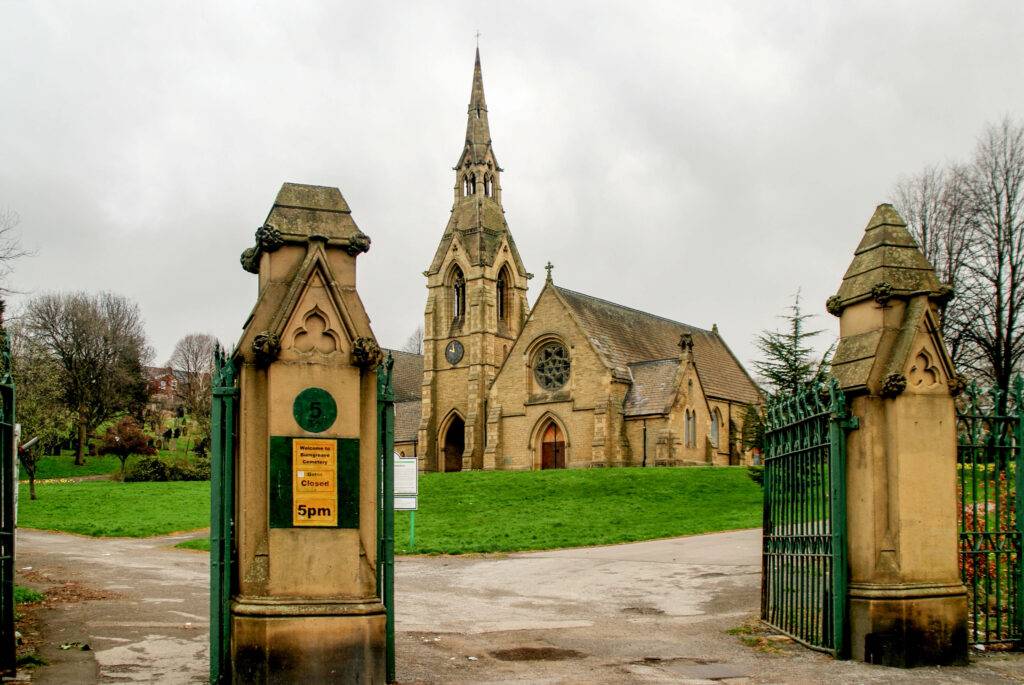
top-left (2, 2), bottom-right (1023, 373)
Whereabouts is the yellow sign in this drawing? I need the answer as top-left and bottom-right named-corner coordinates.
top-left (292, 438), bottom-right (338, 527)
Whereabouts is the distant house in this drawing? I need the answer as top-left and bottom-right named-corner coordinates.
top-left (145, 366), bottom-right (184, 409)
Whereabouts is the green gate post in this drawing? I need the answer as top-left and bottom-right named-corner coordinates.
top-left (0, 331), bottom-right (16, 679)
top-left (209, 347), bottom-right (237, 685)
top-left (828, 383), bottom-right (857, 659)
top-left (377, 353), bottom-right (396, 683)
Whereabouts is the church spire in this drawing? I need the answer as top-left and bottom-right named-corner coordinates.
top-left (462, 47), bottom-right (493, 166)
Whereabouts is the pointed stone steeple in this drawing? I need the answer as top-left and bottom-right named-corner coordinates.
top-left (426, 48), bottom-right (527, 276)
top-left (463, 47), bottom-right (492, 164)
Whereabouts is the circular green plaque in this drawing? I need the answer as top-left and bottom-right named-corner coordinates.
top-left (293, 387), bottom-right (337, 433)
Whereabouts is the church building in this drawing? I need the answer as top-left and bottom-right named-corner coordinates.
top-left (394, 49), bottom-right (761, 471)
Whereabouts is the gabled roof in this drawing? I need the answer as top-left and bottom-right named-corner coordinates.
top-left (394, 400), bottom-right (422, 443)
top-left (384, 349), bottom-right (424, 402)
top-left (624, 359), bottom-right (680, 416)
top-left (553, 286), bottom-right (760, 405)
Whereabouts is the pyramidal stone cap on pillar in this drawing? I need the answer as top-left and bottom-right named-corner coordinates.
top-left (240, 183), bottom-right (371, 273)
top-left (827, 204), bottom-right (942, 314)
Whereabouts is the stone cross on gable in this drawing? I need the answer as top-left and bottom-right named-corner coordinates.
top-left (545, 261), bottom-right (554, 282)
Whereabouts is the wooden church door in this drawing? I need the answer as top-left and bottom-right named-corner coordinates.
top-left (541, 423), bottom-right (565, 469)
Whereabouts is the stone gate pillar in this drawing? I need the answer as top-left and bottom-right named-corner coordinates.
top-left (231, 183), bottom-right (385, 682)
top-left (829, 204), bottom-right (967, 666)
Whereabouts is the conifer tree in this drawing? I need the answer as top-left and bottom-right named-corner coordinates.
top-left (752, 290), bottom-right (833, 397)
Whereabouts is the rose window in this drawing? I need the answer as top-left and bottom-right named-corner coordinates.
top-left (533, 342), bottom-right (570, 390)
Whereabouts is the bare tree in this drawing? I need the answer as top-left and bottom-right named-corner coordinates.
top-left (957, 118), bottom-right (1024, 404)
top-left (168, 333), bottom-right (218, 455)
top-left (23, 292), bottom-right (152, 465)
top-left (402, 325), bottom-right (424, 354)
top-left (892, 163), bottom-right (976, 362)
top-left (0, 208), bottom-right (30, 292)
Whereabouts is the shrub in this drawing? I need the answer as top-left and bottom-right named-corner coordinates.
top-left (747, 465), bottom-right (764, 488)
top-left (124, 456), bottom-right (210, 482)
top-left (166, 458), bottom-right (211, 482)
top-left (124, 456), bottom-right (169, 482)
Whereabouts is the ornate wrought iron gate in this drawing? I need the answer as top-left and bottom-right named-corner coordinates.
top-left (0, 329), bottom-right (16, 677)
top-left (209, 348), bottom-right (238, 684)
top-left (377, 352), bottom-right (396, 683)
top-left (761, 380), bottom-right (856, 656)
top-left (957, 379), bottom-right (1024, 647)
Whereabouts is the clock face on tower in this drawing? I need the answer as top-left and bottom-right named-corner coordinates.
top-left (445, 340), bottom-right (464, 365)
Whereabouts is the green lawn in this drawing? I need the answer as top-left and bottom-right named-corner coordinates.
top-left (182, 467), bottom-right (761, 554)
top-left (391, 467), bottom-right (762, 554)
top-left (19, 467), bottom-right (762, 551)
top-left (18, 481), bottom-right (210, 537)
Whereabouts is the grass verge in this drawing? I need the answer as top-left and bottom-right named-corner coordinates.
top-left (175, 538), bottom-right (211, 552)
top-left (180, 466), bottom-right (761, 555)
top-left (18, 481), bottom-right (209, 537)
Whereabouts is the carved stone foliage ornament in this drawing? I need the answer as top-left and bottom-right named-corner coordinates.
top-left (345, 233), bottom-right (371, 256)
top-left (240, 224), bottom-right (284, 274)
top-left (880, 372), bottom-right (907, 398)
top-left (256, 223), bottom-right (284, 252)
top-left (240, 247), bottom-right (259, 274)
top-left (351, 337), bottom-right (384, 370)
top-left (826, 295), bottom-right (843, 317)
top-left (871, 281), bottom-right (894, 306)
top-left (252, 331), bottom-right (281, 366)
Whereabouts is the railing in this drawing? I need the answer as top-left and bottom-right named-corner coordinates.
top-left (957, 378), bottom-right (1024, 647)
top-left (761, 379), bottom-right (855, 657)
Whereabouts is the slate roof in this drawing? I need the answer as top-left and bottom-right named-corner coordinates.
top-left (384, 349), bottom-right (424, 403)
top-left (623, 359), bottom-right (680, 416)
top-left (394, 400), bottom-right (422, 443)
top-left (554, 286), bottom-right (760, 405)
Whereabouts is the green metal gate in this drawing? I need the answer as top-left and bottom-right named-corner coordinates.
top-left (0, 328), bottom-right (16, 678)
top-left (377, 352), bottom-right (396, 684)
top-left (209, 347), bottom-right (238, 684)
top-left (761, 379), bottom-right (856, 657)
top-left (957, 378), bottom-right (1024, 647)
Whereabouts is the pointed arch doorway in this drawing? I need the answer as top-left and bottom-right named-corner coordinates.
top-left (441, 414), bottom-right (465, 472)
top-left (540, 422), bottom-right (566, 470)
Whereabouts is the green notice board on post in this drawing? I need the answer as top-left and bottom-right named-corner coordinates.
top-left (269, 436), bottom-right (360, 529)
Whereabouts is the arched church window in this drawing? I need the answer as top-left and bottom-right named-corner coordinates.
top-left (496, 267), bottom-right (510, 323)
top-left (710, 408), bottom-right (721, 448)
top-left (484, 175), bottom-right (493, 197)
top-left (451, 267), bottom-right (466, 322)
top-left (533, 341), bottom-right (570, 391)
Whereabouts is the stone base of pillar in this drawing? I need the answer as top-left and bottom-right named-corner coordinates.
top-left (849, 582), bottom-right (968, 667)
top-left (231, 598), bottom-right (386, 683)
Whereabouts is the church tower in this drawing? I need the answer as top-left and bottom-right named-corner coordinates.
top-left (419, 48), bottom-right (530, 472)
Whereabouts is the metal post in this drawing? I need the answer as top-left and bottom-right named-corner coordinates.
top-left (827, 381), bottom-right (855, 659)
top-left (376, 354), bottom-right (396, 684)
top-left (209, 350), bottom-right (237, 685)
top-left (409, 511), bottom-right (416, 550)
top-left (1013, 376), bottom-right (1024, 639)
top-left (0, 382), bottom-right (15, 678)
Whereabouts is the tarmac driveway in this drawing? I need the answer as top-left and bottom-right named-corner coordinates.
top-left (14, 527), bottom-right (1024, 683)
